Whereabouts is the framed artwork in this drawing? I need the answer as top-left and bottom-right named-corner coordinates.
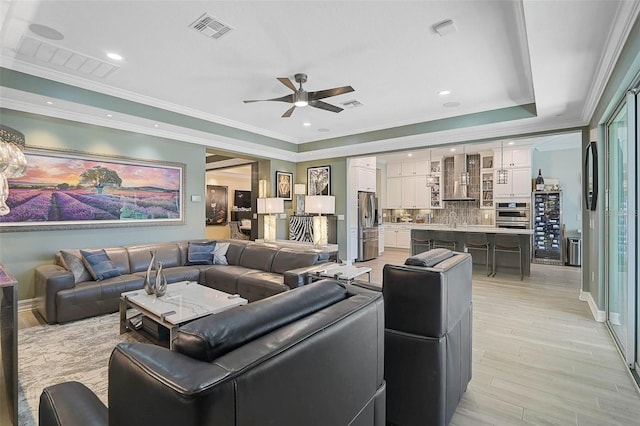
top-left (307, 165), bottom-right (331, 196)
top-left (206, 185), bottom-right (228, 225)
top-left (276, 171), bottom-right (293, 200)
top-left (584, 141), bottom-right (598, 211)
top-left (0, 146), bottom-right (184, 232)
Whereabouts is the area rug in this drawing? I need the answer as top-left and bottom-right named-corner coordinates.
top-left (17, 312), bottom-right (148, 426)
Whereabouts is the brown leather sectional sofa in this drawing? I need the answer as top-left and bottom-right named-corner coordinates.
top-left (34, 240), bottom-right (329, 324)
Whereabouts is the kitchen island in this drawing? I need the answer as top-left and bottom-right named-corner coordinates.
top-left (386, 224), bottom-right (533, 277)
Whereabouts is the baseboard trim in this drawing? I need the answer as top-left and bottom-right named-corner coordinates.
top-left (579, 290), bottom-right (606, 322)
top-left (18, 297), bottom-right (37, 312)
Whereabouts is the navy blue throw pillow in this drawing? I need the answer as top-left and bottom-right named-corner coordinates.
top-left (80, 249), bottom-right (121, 281)
top-left (186, 241), bottom-right (216, 265)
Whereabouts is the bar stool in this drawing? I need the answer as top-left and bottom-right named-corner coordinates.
top-left (411, 236), bottom-right (432, 255)
top-left (432, 231), bottom-right (457, 251)
top-left (464, 232), bottom-right (491, 276)
top-left (492, 234), bottom-right (523, 280)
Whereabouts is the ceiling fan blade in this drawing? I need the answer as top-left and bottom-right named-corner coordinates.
top-left (282, 105), bottom-right (296, 118)
top-left (243, 94), bottom-right (294, 104)
top-left (308, 86), bottom-right (354, 101)
top-left (309, 100), bottom-right (344, 113)
top-left (277, 77), bottom-right (297, 92)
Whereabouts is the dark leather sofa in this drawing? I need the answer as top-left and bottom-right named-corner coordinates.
top-left (354, 249), bottom-right (473, 426)
top-left (34, 240), bottom-right (328, 324)
top-left (39, 280), bottom-right (386, 426)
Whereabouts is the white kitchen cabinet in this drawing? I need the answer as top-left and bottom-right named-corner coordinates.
top-left (384, 225), bottom-right (411, 249)
top-left (388, 160), bottom-right (429, 177)
top-left (397, 228), bottom-right (411, 249)
top-left (494, 168), bottom-right (531, 199)
top-left (401, 176), bottom-right (416, 207)
top-left (384, 226), bottom-right (398, 248)
top-left (398, 176), bottom-right (429, 208)
top-left (387, 162), bottom-right (403, 177)
top-left (351, 157), bottom-right (375, 168)
top-left (378, 225), bottom-right (385, 254)
top-left (386, 177), bottom-right (402, 208)
top-left (356, 166), bottom-right (376, 192)
top-left (494, 147), bottom-right (531, 168)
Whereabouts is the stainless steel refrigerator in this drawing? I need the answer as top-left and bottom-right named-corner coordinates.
top-left (357, 191), bottom-right (378, 261)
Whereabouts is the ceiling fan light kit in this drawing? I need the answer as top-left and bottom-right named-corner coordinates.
top-left (244, 73), bottom-right (354, 118)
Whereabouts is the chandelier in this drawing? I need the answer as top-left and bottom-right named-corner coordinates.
top-left (0, 125), bottom-right (28, 215)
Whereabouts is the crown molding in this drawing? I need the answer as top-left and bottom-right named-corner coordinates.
top-left (581, 0), bottom-right (640, 123)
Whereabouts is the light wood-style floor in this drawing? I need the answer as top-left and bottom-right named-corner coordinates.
top-left (358, 248), bottom-right (640, 425)
top-left (18, 248), bottom-right (640, 425)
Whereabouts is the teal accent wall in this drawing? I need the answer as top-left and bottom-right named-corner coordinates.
top-left (0, 109), bottom-right (206, 299)
top-left (586, 15), bottom-right (640, 310)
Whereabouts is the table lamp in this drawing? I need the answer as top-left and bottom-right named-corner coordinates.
top-left (257, 197), bottom-right (284, 241)
top-left (305, 195), bottom-right (335, 246)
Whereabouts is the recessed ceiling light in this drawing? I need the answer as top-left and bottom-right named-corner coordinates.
top-left (45, 101), bottom-right (53, 105)
top-left (106, 114), bottom-right (112, 118)
top-left (508, 141), bottom-right (515, 145)
top-left (303, 122), bottom-right (311, 127)
top-left (438, 90), bottom-right (451, 96)
top-left (107, 52), bottom-right (123, 61)
top-left (450, 148), bottom-right (456, 152)
top-left (154, 124), bottom-right (159, 128)
top-left (407, 153), bottom-right (413, 157)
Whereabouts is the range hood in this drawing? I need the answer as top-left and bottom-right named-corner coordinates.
top-left (442, 154), bottom-right (476, 202)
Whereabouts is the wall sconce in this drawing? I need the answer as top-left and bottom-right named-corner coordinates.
top-left (257, 197), bottom-right (284, 241)
top-left (294, 183), bottom-right (306, 215)
top-left (305, 195), bottom-right (335, 246)
top-left (0, 125), bottom-right (28, 216)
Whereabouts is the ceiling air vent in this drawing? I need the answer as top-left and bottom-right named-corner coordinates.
top-left (341, 99), bottom-right (363, 109)
top-left (189, 13), bottom-right (233, 39)
top-left (16, 35), bottom-right (118, 78)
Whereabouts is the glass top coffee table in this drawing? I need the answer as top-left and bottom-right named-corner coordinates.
top-left (309, 263), bottom-right (372, 283)
top-left (120, 281), bottom-right (247, 349)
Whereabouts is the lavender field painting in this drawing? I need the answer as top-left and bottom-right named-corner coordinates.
top-left (0, 149), bottom-right (184, 230)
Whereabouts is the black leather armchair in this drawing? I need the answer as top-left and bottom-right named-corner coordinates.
top-left (355, 249), bottom-right (472, 426)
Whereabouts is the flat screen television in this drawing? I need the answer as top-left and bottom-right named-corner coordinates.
top-left (234, 190), bottom-right (251, 209)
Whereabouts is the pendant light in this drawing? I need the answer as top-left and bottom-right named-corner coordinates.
top-left (425, 149), bottom-right (438, 187)
top-left (460, 145), bottom-right (469, 186)
top-left (496, 141), bottom-right (508, 184)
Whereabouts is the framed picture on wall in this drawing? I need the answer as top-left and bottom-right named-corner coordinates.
top-left (307, 165), bottom-right (331, 196)
top-left (206, 185), bottom-right (228, 225)
top-left (0, 146), bottom-right (185, 232)
top-left (276, 171), bottom-right (293, 200)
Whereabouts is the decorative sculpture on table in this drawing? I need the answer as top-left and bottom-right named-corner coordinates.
top-left (154, 261), bottom-right (167, 297)
top-left (144, 250), bottom-right (157, 295)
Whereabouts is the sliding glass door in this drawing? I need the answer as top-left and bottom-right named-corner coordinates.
top-left (605, 89), bottom-right (637, 370)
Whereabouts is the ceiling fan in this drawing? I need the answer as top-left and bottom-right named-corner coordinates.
top-left (244, 73), bottom-right (354, 118)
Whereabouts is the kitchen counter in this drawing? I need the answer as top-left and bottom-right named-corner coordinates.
top-left (392, 225), bottom-right (533, 277)
top-left (383, 222), bottom-right (533, 235)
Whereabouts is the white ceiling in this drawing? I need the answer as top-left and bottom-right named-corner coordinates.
top-left (0, 1), bottom-right (638, 161)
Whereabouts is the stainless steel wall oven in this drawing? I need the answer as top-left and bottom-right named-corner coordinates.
top-left (495, 202), bottom-right (531, 229)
